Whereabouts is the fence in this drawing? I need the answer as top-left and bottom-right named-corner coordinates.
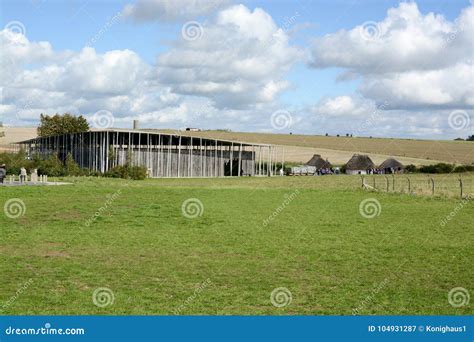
top-left (361, 174), bottom-right (474, 199)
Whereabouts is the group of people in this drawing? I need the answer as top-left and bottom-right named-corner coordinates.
top-left (365, 168), bottom-right (396, 175)
top-left (0, 164), bottom-right (28, 184)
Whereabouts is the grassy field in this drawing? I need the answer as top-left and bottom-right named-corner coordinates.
top-left (0, 176), bottom-right (472, 315)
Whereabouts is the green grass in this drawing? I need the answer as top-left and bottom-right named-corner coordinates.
top-left (0, 176), bottom-right (472, 315)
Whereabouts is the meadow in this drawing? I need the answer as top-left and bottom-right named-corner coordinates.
top-left (0, 176), bottom-right (472, 315)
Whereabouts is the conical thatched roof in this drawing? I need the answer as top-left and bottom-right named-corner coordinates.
top-left (379, 158), bottom-right (404, 169)
top-left (345, 154), bottom-right (375, 170)
top-left (305, 154), bottom-right (332, 168)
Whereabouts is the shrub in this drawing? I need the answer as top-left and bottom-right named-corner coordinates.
top-left (128, 166), bottom-right (147, 180)
top-left (65, 153), bottom-right (82, 176)
top-left (453, 165), bottom-right (474, 173)
top-left (405, 164), bottom-right (417, 173)
top-left (106, 165), bottom-right (147, 180)
top-left (0, 150), bottom-right (34, 175)
top-left (106, 165), bottom-right (129, 179)
top-left (419, 163), bottom-right (454, 174)
top-left (37, 154), bottom-right (66, 177)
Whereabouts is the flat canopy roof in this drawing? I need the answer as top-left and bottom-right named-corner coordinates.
top-left (16, 128), bottom-right (273, 147)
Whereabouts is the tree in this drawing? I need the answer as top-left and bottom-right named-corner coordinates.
top-left (37, 113), bottom-right (89, 137)
top-left (467, 135), bottom-right (474, 141)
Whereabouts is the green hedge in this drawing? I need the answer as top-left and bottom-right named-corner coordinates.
top-left (404, 163), bottom-right (473, 174)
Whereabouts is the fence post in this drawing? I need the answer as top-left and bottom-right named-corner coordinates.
top-left (392, 174), bottom-right (395, 191)
top-left (430, 177), bottom-right (435, 196)
top-left (459, 177), bottom-right (463, 199)
top-left (406, 177), bottom-right (411, 194)
top-left (373, 177), bottom-right (376, 189)
top-left (361, 175), bottom-right (365, 188)
top-left (384, 176), bottom-right (389, 192)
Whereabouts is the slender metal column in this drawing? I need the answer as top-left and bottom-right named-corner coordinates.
top-left (238, 143), bottom-right (242, 176)
top-left (178, 135), bottom-right (182, 177)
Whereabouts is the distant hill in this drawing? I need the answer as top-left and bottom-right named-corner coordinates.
top-left (3, 127), bottom-right (472, 165)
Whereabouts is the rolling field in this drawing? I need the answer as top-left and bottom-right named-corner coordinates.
top-left (2, 127), bottom-right (473, 165)
top-left (0, 176), bottom-right (472, 315)
top-left (157, 130), bottom-right (474, 165)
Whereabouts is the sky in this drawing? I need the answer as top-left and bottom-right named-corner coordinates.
top-left (0, 0), bottom-right (473, 139)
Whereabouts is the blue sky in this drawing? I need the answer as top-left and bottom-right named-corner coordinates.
top-left (0, 0), bottom-right (472, 139)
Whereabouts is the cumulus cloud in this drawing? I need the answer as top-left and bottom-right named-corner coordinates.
top-left (123, 0), bottom-right (231, 22)
top-left (309, 96), bottom-right (375, 117)
top-left (0, 28), bottom-right (163, 126)
top-left (360, 62), bottom-right (474, 109)
top-left (302, 94), bottom-right (468, 138)
top-left (310, 3), bottom-right (472, 73)
top-left (309, 2), bottom-right (474, 112)
top-left (157, 4), bottom-right (303, 109)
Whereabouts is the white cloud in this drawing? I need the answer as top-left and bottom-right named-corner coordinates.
top-left (157, 4), bottom-right (303, 109)
top-left (123, 0), bottom-right (230, 22)
top-left (308, 1), bottom-right (474, 131)
top-left (0, 23), bottom-right (286, 131)
top-left (360, 62), bottom-right (474, 109)
top-left (309, 96), bottom-right (373, 117)
top-left (310, 3), bottom-right (472, 73)
top-left (302, 94), bottom-right (470, 138)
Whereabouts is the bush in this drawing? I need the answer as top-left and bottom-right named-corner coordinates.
top-left (128, 166), bottom-right (147, 180)
top-left (37, 154), bottom-right (66, 177)
top-left (106, 165), bottom-right (129, 179)
top-left (0, 150), bottom-right (34, 175)
top-left (106, 165), bottom-right (147, 180)
top-left (65, 153), bottom-right (82, 176)
top-left (405, 164), bottom-right (417, 173)
top-left (453, 165), bottom-right (474, 173)
top-left (419, 163), bottom-right (454, 174)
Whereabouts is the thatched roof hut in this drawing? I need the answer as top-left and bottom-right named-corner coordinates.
top-left (345, 154), bottom-right (375, 174)
top-left (379, 158), bottom-right (404, 173)
top-left (305, 154), bottom-right (332, 169)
